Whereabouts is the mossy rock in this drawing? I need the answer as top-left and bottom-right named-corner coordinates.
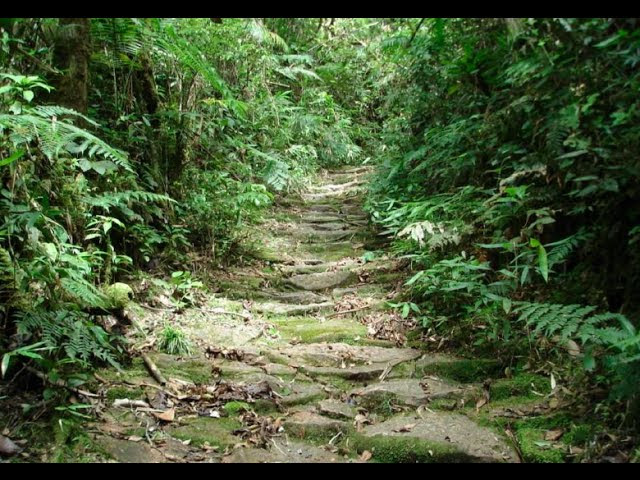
top-left (103, 283), bottom-right (134, 308)
top-left (351, 432), bottom-right (470, 463)
top-left (352, 412), bottom-right (517, 463)
top-left (491, 373), bottom-right (551, 401)
top-left (169, 417), bottom-right (241, 448)
top-left (285, 411), bottom-right (350, 441)
top-left (149, 353), bottom-right (213, 384)
top-left (517, 427), bottom-right (567, 463)
top-left (106, 386), bottom-right (145, 402)
top-left (270, 315), bottom-right (367, 344)
top-left (223, 401), bottom-right (252, 416)
top-left (417, 356), bottom-right (503, 383)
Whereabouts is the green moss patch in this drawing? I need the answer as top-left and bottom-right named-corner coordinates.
top-left (351, 432), bottom-right (470, 463)
top-left (149, 354), bottom-right (213, 384)
top-left (491, 373), bottom-right (551, 401)
top-left (169, 417), bottom-right (241, 448)
top-left (270, 315), bottom-right (367, 344)
top-left (418, 358), bottom-right (502, 383)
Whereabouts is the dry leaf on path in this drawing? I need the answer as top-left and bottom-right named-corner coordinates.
top-left (392, 423), bottom-right (416, 433)
top-left (0, 435), bottom-right (20, 457)
top-left (544, 429), bottom-right (565, 442)
top-left (360, 450), bottom-right (373, 462)
top-left (153, 407), bottom-right (176, 422)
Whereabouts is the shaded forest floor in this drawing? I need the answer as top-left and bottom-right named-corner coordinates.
top-left (2, 167), bottom-right (601, 463)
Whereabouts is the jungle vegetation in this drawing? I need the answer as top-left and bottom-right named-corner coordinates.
top-left (1, 18), bottom-right (639, 462)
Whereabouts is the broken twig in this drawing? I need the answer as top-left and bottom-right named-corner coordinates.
top-left (142, 353), bottom-right (167, 386)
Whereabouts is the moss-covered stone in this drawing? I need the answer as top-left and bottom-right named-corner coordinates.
top-left (106, 386), bottom-right (144, 401)
top-left (285, 411), bottom-right (350, 441)
top-left (418, 357), bottom-right (503, 383)
top-left (491, 373), bottom-right (551, 401)
top-left (149, 353), bottom-right (213, 384)
top-left (351, 432), bottom-right (471, 463)
top-left (169, 417), bottom-right (241, 448)
top-left (103, 282), bottom-right (133, 308)
top-left (517, 427), bottom-right (566, 463)
top-left (223, 401), bottom-right (252, 416)
top-left (270, 315), bottom-right (367, 344)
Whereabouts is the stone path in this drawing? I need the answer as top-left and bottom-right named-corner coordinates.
top-left (90, 166), bottom-right (519, 463)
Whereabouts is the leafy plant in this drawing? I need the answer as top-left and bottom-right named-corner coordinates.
top-left (157, 324), bottom-right (193, 356)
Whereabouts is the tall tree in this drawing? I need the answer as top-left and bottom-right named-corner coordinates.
top-left (52, 18), bottom-right (90, 114)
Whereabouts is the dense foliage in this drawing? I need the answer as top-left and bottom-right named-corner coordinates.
top-left (366, 18), bottom-right (640, 423)
top-left (1, 18), bottom-right (639, 455)
top-left (0, 18), bottom-right (370, 379)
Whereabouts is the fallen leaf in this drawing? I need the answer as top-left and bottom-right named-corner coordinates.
top-left (393, 423), bottom-right (416, 433)
top-left (154, 407), bottom-right (176, 422)
top-left (0, 435), bottom-right (20, 457)
top-left (360, 450), bottom-right (372, 462)
top-left (544, 429), bottom-right (564, 442)
top-left (127, 436), bottom-right (143, 442)
top-left (475, 397), bottom-right (488, 411)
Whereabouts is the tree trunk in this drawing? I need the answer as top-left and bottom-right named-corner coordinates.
top-left (52, 18), bottom-right (90, 114)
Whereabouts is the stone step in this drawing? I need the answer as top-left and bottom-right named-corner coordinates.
top-left (317, 399), bottom-right (358, 420)
top-left (349, 378), bottom-right (469, 409)
top-left (284, 411), bottom-right (349, 439)
top-left (275, 343), bottom-right (422, 368)
top-left (254, 301), bottom-right (335, 316)
top-left (280, 259), bottom-right (359, 276)
top-left (300, 221), bottom-right (351, 231)
top-left (221, 439), bottom-right (352, 463)
top-left (353, 412), bottom-right (518, 463)
top-left (284, 270), bottom-right (356, 291)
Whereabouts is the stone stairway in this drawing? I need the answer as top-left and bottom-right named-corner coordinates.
top-left (91, 166), bottom-right (519, 463)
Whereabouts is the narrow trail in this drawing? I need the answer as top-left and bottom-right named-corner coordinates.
top-left (89, 167), bottom-right (518, 463)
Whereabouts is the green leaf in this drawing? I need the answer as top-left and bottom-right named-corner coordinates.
top-left (530, 238), bottom-right (548, 282)
top-left (42, 242), bottom-right (58, 262)
top-left (0, 149), bottom-right (25, 167)
top-left (583, 353), bottom-right (596, 371)
top-left (502, 297), bottom-right (512, 314)
top-left (1, 353), bottom-right (11, 378)
top-left (22, 90), bottom-right (34, 102)
top-left (401, 303), bottom-right (410, 318)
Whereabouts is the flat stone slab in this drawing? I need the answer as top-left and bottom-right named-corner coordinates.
top-left (350, 378), bottom-right (465, 408)
top-left (279, 382), bottom-right (327, 407)
top-left (299, 363), bottom-right (386, 381)
top-left (301, 222), bottom-right (350, 231)
top-left (318, 399), bottom-right (357, 420)
top-left (359, 413), bottom-right (518, 463)
top-left (286, 270), bottom-right (355, 291)
top-left (178, 313), bottom-right (265, 347)
top-left (285, 411), bottom-right (349, 437)
top-left (222, 439), bottom-right (347, 463)
top-left (254, 301), bottom-right (334, 316)
top-left (296, 228), bottom-right (358, 243)
top-left (245, 290), bottom-right (329, 305)
top-left (280, 259), bottom-right (358, 276)
top-left (279, 343), bottom-right (421, 368)
top-left (94, 436), bottom-right (167, 463)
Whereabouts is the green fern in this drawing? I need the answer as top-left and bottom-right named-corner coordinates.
top-left (0, 109), bottom-right (132, 171)
top-left (262, 158), bottom-right (290, 192)
top-left (16, 310), bottom-right (120, 368)
top-left (546, 229), bottom-right (593, 269)
top-left (514, 301), bottom-right (638, 370)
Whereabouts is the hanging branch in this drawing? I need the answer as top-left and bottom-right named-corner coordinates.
top-left (407, 18), bottom-right (426, 46)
